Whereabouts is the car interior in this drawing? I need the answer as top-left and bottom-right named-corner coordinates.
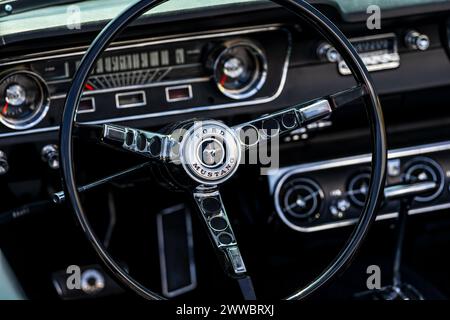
top-left (2, 0), bottom-right (450, 302)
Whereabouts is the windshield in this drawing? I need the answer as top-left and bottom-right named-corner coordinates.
top-left (330, 0), bottom-right (450, 14)
top-left (0, 0), bottom-right (263, 36)
top-left (1, 0), bottom-right (449, 38)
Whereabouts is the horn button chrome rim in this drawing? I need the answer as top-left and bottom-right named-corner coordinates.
top-left (180, 120), bottom-right (241, 185)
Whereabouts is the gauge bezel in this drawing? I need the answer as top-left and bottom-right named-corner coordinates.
top-left (274, 176), bottom-right (325, 229)
top-left (0, 70), bottom-right (50, 130)
top-left (283, 183), bottom-right (319, 218)
top-left (347, 171), bottom-right (371, 207)
top-left (404, 157), bottom-right (445, 203)
top-left (212, 40), bottom-right (268, 100)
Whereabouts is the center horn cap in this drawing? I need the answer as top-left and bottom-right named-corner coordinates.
top-left (180, 120), bottom-right (241, 185)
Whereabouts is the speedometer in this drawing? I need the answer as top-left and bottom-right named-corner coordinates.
top-left (0, 71), bottom-right (50, 130)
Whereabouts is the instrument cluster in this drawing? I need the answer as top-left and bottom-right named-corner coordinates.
top-left (0, 25), bottom-right (291, 137)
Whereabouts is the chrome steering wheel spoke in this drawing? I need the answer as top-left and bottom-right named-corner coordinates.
top-left (101, 124), bottom-right (177, 161)
top-left (192, 186), bottom-right (248, 278)
top-left (52, 162), bottom-right (151, 204)
top-left (233, 85), bottom-right (366, 148)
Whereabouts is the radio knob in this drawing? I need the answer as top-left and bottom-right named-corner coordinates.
top-left (0, 150), bottom-right (9, 175)
top-left (405, 30), bottom-right (430, 51)
top-left (317, 42), bottom-right (339, 63)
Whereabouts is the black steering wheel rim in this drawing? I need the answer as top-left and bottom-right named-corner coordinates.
top-left (60, 0), bottom-right (387, 300)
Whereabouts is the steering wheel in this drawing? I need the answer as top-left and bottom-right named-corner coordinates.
top-left (60, 0), bottom-right (387, 300)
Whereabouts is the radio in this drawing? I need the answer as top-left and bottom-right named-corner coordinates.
top-left (318, 33), bottom-right (400, 76)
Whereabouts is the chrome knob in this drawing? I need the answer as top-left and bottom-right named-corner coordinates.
top-left (337, 199), bottom-right (351, 212)
top-left (405, 30), bottom-right (430, 51)
top-left (0, 150), bottom-right (9, 175)
top-left (41, 144), bottom-right (59, 170)
top-left (317, 42), bottom-right (340, 63)
top-left (81, 269), bottom-right (105, 295)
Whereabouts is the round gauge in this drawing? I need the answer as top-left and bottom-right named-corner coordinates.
top-left (404, 157), bottom-right (444, 202)
top-left (347, 172), bottom-right (371, 207)
top-left (0, 71), bottom-right (49, 130)
top-left (212, 41), bottom-right (267, 100)
top-left (275, 177), bottom-right (324, 222)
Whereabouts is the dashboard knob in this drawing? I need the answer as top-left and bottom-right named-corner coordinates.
top-left (337, 199), bottom-right (351, 213)
top-left (81, 269), bottom-right (105, 295)
top-left (0, 150), bottom-right (9, 175)
top-left (405, 30), bottom-right (430, 51)
top-left (317, 42), bottom-right (339, 63)
top-left (41, 144), bottom-right (59, 170)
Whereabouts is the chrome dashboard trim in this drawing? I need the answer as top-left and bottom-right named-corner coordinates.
top-left (269, 140), bottom-right (450, 233)
top-left (115, 90), bottom-right (147, 109)
top-left (0, 24), bottom-right (291, 138)
top-left (0, 24), bottom-right (284, 67)
top-left (77, 97), bottom-right (96, 114)
top-left (49, 77), bottom-right (210, 100)
top-left (165, 84), bottom-right (193, 103)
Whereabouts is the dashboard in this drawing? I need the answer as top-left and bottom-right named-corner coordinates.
top-left (2, 3), bottom-right (450, 212)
